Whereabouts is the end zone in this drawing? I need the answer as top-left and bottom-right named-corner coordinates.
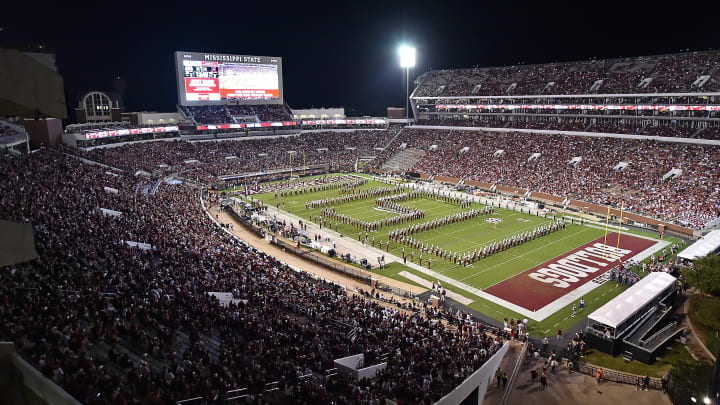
top-left (484, 232), bottom-right (667, 319)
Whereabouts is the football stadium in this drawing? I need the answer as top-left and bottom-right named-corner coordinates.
top-left (1, 4), bottom-right (719, 405)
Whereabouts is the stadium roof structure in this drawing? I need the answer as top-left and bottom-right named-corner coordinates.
top-left (0, 48), bottom-right (67, 119)
top-left (677, 230), bottom-right (720, 261)
top-left (588, 272), bottom-right (677, 329)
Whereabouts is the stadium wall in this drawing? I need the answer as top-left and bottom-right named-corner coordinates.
top-left (0, 343), bottom-right (80, 405)
top-left (567, 199), bottom-right (694, 236)
top-left (434, 341), bottom-right (510, 405)
top-left (465, 179), bottom-right (493, 189)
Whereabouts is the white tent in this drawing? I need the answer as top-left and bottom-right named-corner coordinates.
top-left (677, 230), bottom-right (720, 261)
top-left (588, 272), bottom-right (676, 330)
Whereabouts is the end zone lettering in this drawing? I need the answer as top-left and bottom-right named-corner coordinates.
top-left (528, 243), bottom-right (632, 288)
top-left (484, 232), bottom-right (656, 311)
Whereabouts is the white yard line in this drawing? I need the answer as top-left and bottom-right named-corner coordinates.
top-left (398, 271), bottom-right (474, 305)
top-left (422, 214), bottom-right (552, 254)
top-left (434, 220), bottom-right (569, 275)
top-left (394, 257), bottom-right (550, 320)
top-left (459, 226), bottom-right (594, 282)
top-left (415, 210), bottom-right (525, 243)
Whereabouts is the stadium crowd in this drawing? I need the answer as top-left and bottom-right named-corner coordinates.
top-left (413, 51), bottom-right (720, 97)
top-left (415, 116), bottom-right (720, 140)
top-left (0, 149), bottom-right (506, 404)
top-left (68, 129), bottom-right (394, 184)
top-left (369, 128), bottom-right (720, 229)
top-left (59, 121), bottom-right (720, 230)
top-left (181, 104), bottom-right (294, 124)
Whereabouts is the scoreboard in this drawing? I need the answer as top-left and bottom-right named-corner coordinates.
top-left (175, 51), bottom-right (283, 105)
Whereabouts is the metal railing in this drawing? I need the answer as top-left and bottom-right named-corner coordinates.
top-left (269, 236), bottom-right (373, 284)
top-left (176, 396), bottom-right (202, 405)
top-left (642, 323), bottom-right (684, 349)
top-left (264, 381), bottom-right (279, 394)
top-left (226, 388), bottom-right (248, 402)
top-left (576, 362), bottom-right (662, 390)
top-left (13, 286), bottom-right (38, 291)
top-left (374, 280), bottom-right (417, 300)
top-left (500, 340), bottom-right (528, 405)
top-left (324, 367), bottom-right (338, 379)
top-left (176, 374), bottom-right (320, 405)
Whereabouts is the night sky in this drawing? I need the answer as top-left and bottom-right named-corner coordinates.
top-left (2, 1), bottom-right (719, 117)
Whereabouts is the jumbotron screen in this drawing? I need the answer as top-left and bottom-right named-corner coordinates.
top-left (175, 51), bottom-right (283, 105)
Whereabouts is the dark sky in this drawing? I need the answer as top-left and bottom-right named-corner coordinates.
top-left (2, 1), bottom-right (720, 117)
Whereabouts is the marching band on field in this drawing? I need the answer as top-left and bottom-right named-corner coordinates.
top-left (272, 176), bottom-right (367, 198)
top-left (305, 185), bottom-right (406, 209)
top-left (392, 218), bottom-right (566, 266)
top-left (375, 190), bottom-right (472, 209)
top-left (288, 182), bottom-right (569, 267)
top-left (318, 206), bottom-right (425, 232)
top-left (306, 186), bottom-right (474, 210)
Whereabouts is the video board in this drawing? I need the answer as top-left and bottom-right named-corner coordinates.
top-left (175, 51), bottom-right (283, 105)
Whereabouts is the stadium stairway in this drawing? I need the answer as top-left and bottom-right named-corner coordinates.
top-left (692, 127), bottom-right (706, 138)
top-left (378, 126), bottom-right (405, 150)
top-left (380, 147), bottom-right (426, 172)
top-left (177, 105), bottom-right (197, 125)
top-left (622, 307), bottom-right (662, 345)
top-left (620, 297), bottom-right (684, 362)
top-left (641, 322), bottom-right (684, 350)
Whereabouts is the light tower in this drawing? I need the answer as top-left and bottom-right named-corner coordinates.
top-left (398, 45), bottom-right (416, 120)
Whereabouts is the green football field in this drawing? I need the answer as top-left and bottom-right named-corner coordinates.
top-left (237, 173), bottom-right (683, 336)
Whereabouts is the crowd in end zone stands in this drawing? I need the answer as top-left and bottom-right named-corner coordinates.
top-left (181, 104), bottom-right (294, 124)
top-left (69, 127), bottom-right (402, 184)
top-left (368, 128), bottom-right (720, 229)
top-left (0, 149), bottom-right (510, 404)
top-left (413, 51), bottom-right (720, 97)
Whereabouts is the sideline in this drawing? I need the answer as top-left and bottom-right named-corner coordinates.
top-left (207, 203), bottom-right (424, 306)
top-left (398, 271), bottom-right (474, 305)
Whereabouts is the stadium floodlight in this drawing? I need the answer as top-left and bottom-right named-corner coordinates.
top-left (703, 397), bottom-right (710, 404)
top-left (399, 45), bottom-right (416, 68)
top-left (398, 45), bottom-right (416, 120)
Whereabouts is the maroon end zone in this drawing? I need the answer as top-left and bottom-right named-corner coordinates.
top-left (484, 233), bottom-right (656, 311)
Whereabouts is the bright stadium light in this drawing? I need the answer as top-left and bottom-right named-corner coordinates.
top-left (398, 45), bottom-right (416, 120)
top-left (399, 45), bottom-right (416, 68)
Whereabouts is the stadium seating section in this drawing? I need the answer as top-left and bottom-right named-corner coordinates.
top-left (61, 121), bottom-right (719, 229)
top-left (413, 51), bottom-right (720, 97)
top-left (415, 117), bottom-right (720, 140)
top-left (368, 128), bottom-right (720, 229)
top-left (181, 104), bottom-right (294, 124)
top-left (73, 127), bottom-right (403, 183)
